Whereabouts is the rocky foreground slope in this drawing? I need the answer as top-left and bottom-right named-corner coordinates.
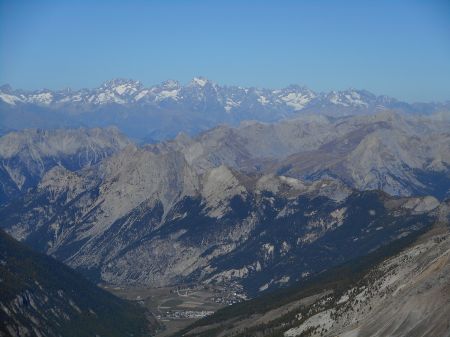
top-left (172, 202), bottom-right (450, 337)
top-left (0, 229), bottom-right (158, 337)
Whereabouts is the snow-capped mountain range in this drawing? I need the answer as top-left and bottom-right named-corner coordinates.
top-left (1, 78), bottom-right (448, 141)
top-left (0, 78), bottom-right (376, 108)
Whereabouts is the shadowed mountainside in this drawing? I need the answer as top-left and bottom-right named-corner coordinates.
top-left (0, 229), bottom-right (158, 337)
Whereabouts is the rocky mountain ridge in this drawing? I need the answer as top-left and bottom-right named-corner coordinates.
top-left (152, 111), bottom-right (450, 198)
top-left (0, 127), bottom-right (131, 204)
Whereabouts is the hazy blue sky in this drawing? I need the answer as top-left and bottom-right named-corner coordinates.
top-left (1, 0), bottom-right (449, 102)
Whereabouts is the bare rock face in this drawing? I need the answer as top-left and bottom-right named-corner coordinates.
top-left (202, 166), bottom-right (248, 218)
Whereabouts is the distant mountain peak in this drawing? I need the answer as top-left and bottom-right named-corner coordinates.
top-left (190, 76), bottom-right (211, 87)
top-left (100, 78), bottom-right (143, 92)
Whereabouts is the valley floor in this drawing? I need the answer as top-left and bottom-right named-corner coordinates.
top-left (103, 283), bottom-right (245, 336)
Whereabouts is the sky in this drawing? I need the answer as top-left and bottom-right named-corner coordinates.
top-left (0, 0), bottom-right (449, 102)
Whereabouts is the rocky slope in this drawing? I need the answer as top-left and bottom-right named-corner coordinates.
top-left (172, 206), bottom-right (450, 337)
top-left (1, 78), bottom-right (448, 141)
top-left (0, 127), bottom-right (131, 204)
top-left (0, 112), bottom-right (448, 295)
top-left (0, 229), bottom-right (158, 337)
top-left (0, 149), bottom-right (441, 295)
